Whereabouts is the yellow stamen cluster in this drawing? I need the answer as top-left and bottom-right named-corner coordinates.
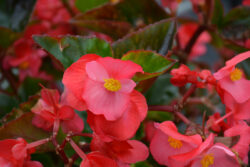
top-left (104, 78), bottom-right (121, 92)
top-left (230, 68), bottom-right (242, 82)
top-left (201, 154), bottom-right (214, 167)
top-left (168, 136), bottom-right (182, 149)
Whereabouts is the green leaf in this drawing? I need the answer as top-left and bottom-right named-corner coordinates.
top-left (75, 0), bottom-right (109, 13)
top-left (72, 0), bottom-right (168, 39)
top-left (0, 112), bottom-right (53, 152)
top-left (0, 93), bottom-right (19, 119)
top-left (0, 0), bottom-right (37, 32)
top-left (211, 0), bottom-right (224, 28)
top-left (112, 19), bottom-right (176, 58)
top-left (33, 35), bottom-right (113, 69)
top-left (122, 50), bottom-right (175, 81)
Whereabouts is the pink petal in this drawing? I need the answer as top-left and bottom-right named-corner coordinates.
top-left (97, 57), bottom-right (143, 79)
top-left (87, 102), bottom-right (141, 141)
top-left (24, 161), bottom-right (43, 167)
top-left (12, 142), bottom-right (27, 160)
top-left (117, 140), bottom-right (149, 163)
top-left (83, 78), bottom-right (129, 121)
top-left (58, 106), bottom-right (75, 120)
top-left (41, 88), bottom-right (60, 107)
top-left (32, 115), bottom-right (54, 131)
top-left (62, 54), bottom-right (100, 110)
top-left (219, 77), bottom-right (250, 103)
top-left (61, 88), bottom-right (87, 111)
top-left (61, 113), bottom-right (84, 133)
top-left (130, 90), bottom-right (148, 121)
top-left (119, 79), bottom-right (136, 93)
top-left (225, 51), bottom-right (250, 68)
top-left (85, 61), bottom-right (109, 82)
top-left (80, 152), bottom-right (118, 167)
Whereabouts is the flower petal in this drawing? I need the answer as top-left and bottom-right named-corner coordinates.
top-left (85, 61), bottom-right (109, 81)
top-left (61, 113), bottom-right (84, 133)
top-left (119, 79), bottom-right (136, 93)
top-left (83, 78), bottom-right (129, 121)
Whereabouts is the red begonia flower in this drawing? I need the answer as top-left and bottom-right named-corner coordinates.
top-left (178, 23), bottom-right (211, 60)
top-left (214, 51), bottom-right (250, 120)
top-left (144, 121), bottom-right (157, 142)
top-left (243, 0), bottom-right (250, 6)
top-left (170, 134), bottom-right (240, 167)
top-left (0, 138), bottom-right (43, 167)
top-left (90, 134), bottom-right (149, 166)
top-left (87, 90), bottom-right (147, 141)
top-left (80, 152), bottom-right (118, 167)
top-left (31, 87), bottom-right (84, 133)
top-left (206, 113), bottom-right (229, 133)
top-left (224, 121), bottom-right (250, 162)
top-left (150, 121), bottom-right (202, 166)
top-left (62, 54), bottom-right (144, 120)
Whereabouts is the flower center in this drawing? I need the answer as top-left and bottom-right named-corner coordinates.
top-left (104, 78), bottom-right (121, 92)
top-left (168, 136), bottom-right (182, 149)
top-left (19, 61), bottom-right (29, 69)
top-left (230, 68), bottom-right (242, 82)
top-left (201, 154), bottom-right (214, 167)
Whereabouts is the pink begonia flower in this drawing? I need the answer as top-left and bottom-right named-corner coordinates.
top-left (62, 54), bottom-right (144, 120)
top-left (144, 121), bottom-right (157, 142)
top-left (0, 138), bottom-right (43, 167)
top-left (87, 90), bottom-right (147, 141)
top-left (31, 87), bottom-right (84, 133)
top-left (170, 133), bottom-right (240, 167)
top-left (90, 134), bottom-right (149, 166)
top-left (150, 121), bottom-right (202, 166)
top-left (80, 152), bottom-right (118, 167)
top-left (213, 51), bottom-right (250, 121)
top-left (224, 121), bottom-right (250, 163)
top-left (178, 23), bottom-right (211, 60)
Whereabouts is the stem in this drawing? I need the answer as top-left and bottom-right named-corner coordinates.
top-left (148, 105), bottom-right (175, 112)
top-left (26, 138), bottom-right (50, 149)
top-left (174, 112), bottom-right (191, 124)
top-left (184, 25), bottom-right (206, 55)
top-left (69, 139), bottom-right (86, 160)
top-left (214, 111), bottom-right (234, 125)
top-left (181, 84), bottom-right (197, 104)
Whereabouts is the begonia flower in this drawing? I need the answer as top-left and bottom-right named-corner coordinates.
top-left (90, 134), bottom-right (149, 166)
top-left (213, 51), bottom-right (250, 121)
top-left (31, 87), bottom-right (84, 133)
top-left (224, 121), bottom-right (250, 162)
top-left (170, 134), bottom-right (240, 167)
top-left (80, 152), bottom-right (118, 167)
top-left (178, 23), bottom-right (211, 60)
top-left (150, 121), bottom-right (202, 166)
top-left (206, 113), bottom-right (229, 133)
top-left (87, 90), bottom-right (147, 141)
top-left (62, 54), bottom-right (144, 120)
top-left (0, 138), bottom-right (43, 167)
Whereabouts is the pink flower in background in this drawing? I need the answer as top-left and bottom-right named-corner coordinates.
top-left (161, 0), bottom-right (182, 12)
top-left (150, 121), bottom-right (202, 166)
top-left (214, 51), bottom-right (250, 121)
top-left (0, 138), bottom-right (42, 167)
top-left (62, 54), bottom-right (144, 120)
top-left (31, 87), bottom-right (84, 133)
top-left (87, 90), bottom-right (147, 141)
top-left (243, 0), bottom-right (250, 6)
top-left (178, 23), bottom-right (211, 60)
top-left (90, 134), bottom-right (149, 166)
top-left (170, 134), bottom-right (240, 167)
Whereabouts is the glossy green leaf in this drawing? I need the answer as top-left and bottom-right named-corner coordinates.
top-left (72, 0), bottom-right (168, 39)
top-left (122, 50), bottom-right (175, 81)
top-left (212, 0), bottom-right (224, 28)
top-left (75, 0), bottom-right (109, 13)
top-left (0, 112), bottom-right (53, 152)
top-left (33, 35), bottom-right (113, 69)
top-left (112, 19), bottom-right (176, 58)
top-left (0, 0), bottom-right (37, 32)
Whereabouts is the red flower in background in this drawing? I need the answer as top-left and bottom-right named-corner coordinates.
top-left (178, 23), bottom-right (211, 60)
top-left (31, 87), bottom-right (84, 133)
top-left (0, 138), bottom-right (42, 167)
top-left (214, 51), bottom-right (250, 121)
top-left (90, 134), bottom-right (149, 166)
top-left (243, 0), bottom-right (250, 6)
top-left (150, 121), bottom-right (202, 166)
top-left (80, 152), bottom-right (118, 167)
